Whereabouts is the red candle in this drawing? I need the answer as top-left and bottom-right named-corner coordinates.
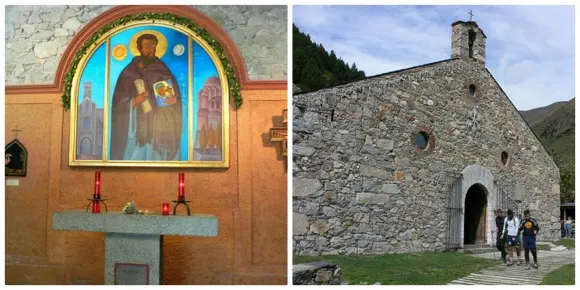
top-left (94, 171), bottom-right (101, 195)
top-left (162, 203), bottom-right (170, 216)
top-left (178, 173), bottom-right (185, 198)
top-left (92, 201), bottom-right (100, 214)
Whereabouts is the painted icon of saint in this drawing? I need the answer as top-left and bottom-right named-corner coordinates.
top-left (153, 80), bottom-right (178, 107)
top-left (110, 32), bottom-right (182, 161)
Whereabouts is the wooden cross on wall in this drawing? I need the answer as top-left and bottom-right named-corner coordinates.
top-left (269, 110), bottom-right (288, 157)
top-left (12, 125), bottom-right (23, 139)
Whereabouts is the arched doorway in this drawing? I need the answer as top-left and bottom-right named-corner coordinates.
top-left (80, 138), bottom-right (92, 155)
top-left (464, 184), bottom-right (488, 245)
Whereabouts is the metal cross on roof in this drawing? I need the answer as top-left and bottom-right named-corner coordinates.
top-left (469, 10), bottom-right (474, 21)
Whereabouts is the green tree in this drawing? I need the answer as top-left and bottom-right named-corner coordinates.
top-left (560, 167), bottom-right (575, 203)
top-left (293, 24), bottom-right (367, 92)
top-left (301, 57), bottom-right (324, 90)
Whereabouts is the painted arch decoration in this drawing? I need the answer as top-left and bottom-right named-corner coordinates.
top-left (69, 15), bottom-right (232, 168)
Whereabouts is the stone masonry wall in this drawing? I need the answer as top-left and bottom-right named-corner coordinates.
top-left (293, 58), bottom-right (561, 256)
top-left (292, 261), bottom-right (342, 285)
top-left (5, 5), bottom-right (287, 85)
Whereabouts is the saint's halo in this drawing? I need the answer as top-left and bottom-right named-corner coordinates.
top-left (129, 30), bottom-right (168, 58)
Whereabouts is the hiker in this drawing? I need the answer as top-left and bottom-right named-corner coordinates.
top-left (493, 209), bottom-right (507, 263)
top-left (501, 209), bottom-right (522, 266)
top-left (565, 217), bottom-right (573, 238)
top-left (518, 209), bottom-right (539, 269)
top-left (560, 219), bottom-right (565, 238)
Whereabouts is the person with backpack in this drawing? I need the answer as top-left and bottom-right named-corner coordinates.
top-left (500, 209), bottom-right (522, 266)
top-left (492, 209), bottom-right (507, 263)
top-left (518, 209), bottom-right (540, 269)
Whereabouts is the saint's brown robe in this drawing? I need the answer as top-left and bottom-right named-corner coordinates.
top-left (110, 56), bottom-right (182, 160)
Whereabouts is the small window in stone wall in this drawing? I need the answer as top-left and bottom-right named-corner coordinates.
top-left (469, 84), bottom-right (477, 98)
top-left (501, 151), bottom-right (509, 166)
top-left (412, 126), bottom-right (435, 156)
top-left (415, 131), bottom-right (430, 150)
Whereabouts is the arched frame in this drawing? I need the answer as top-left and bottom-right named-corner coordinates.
top-left (459, 165), bottom-right (496, 246)
top-left (69, 19), bottom-right (230, 168)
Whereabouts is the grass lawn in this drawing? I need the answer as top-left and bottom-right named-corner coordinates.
top-left (553, 239), bottom-right (575, 249)
top-left (540, 264), bottom-right (575, 285)
top-left (294, 251), bottom-right (500, 285)
top-left (537, 244), bottom-right (551, 251)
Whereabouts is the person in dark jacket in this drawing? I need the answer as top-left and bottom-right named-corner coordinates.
top-left (493, 209), bottom-right (507, 263)
top-left (518, 209), bottom-right (540, 269)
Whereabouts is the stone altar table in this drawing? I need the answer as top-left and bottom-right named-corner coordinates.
top-left (53, 211), bottom-right (218, 285)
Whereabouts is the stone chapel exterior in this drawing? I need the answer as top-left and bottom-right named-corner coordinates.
top-left (292, 20), bottom-right (561, 255)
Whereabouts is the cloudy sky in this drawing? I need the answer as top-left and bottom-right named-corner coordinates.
top-left (293, 5), bottom-right (575, 111)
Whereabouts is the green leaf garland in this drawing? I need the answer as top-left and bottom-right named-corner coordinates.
top-left (61, 13), bottom-right (242, 110)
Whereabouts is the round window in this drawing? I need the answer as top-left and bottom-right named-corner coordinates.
top-left (469, 84), bottom-right (477, 98)
top-left (415, 131), bottom-right (430, 150)
top-left (501, 151), bottom-right (509, 166)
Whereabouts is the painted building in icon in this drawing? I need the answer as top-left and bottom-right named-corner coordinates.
top-left (194, 76), bottom-right (222, 160)
top-left (77, 81), bottom-right (104, 159)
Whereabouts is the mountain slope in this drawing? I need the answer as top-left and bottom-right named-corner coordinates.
top-left (520, 98), bottom-right (575, 202)
top-left (520, 101), bottom-right (567, 127)
top-left (520, 98), bottom-right (575, 169)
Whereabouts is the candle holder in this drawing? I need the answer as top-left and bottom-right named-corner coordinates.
top-left (171, 196), bottom-right (191, 216)
top-left (86, 194), bottom-right (109, 213)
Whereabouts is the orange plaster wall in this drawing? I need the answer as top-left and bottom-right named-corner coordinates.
top-left (4, 89), bottom-right (287, 285)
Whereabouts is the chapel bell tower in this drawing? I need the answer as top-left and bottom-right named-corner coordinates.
top-left (451, 20), bottom-right (487, 67)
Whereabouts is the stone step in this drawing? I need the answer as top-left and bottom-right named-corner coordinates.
top-left (473, 273), bottom-right (538, 281)
top-left (448, 280), bottom-right (476, 285)
top-left (450, 249), bottom-right (576, 285)
top-left (472, 271), bottom-right (544, 279)
top-left (479, 270), bottom-right (549, 278)
top-left (454, 278), bottom-right (506, 285)
top-left (469, 273), bottom-right (543, 283)
top-left (450, 273), bottom-right (541, 285)
top-left (460, 276), bottom-right (519, 284)
top-left (455, 278), bottom-right (537, 285)
top-left (457, 278), bottom-right (526, 285)
top-left (481, 267), bottom-right (552, 274)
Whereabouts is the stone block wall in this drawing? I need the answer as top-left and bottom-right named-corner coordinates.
top-left (5, 5), bottom-right (287, 85)
top-left (293, 58), bottom-right (561, 255)
top-left (292, 261), bottom-right (342, 285)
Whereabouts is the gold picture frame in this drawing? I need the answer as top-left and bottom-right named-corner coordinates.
top-left (69, 20), bottom-right (229, 168)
